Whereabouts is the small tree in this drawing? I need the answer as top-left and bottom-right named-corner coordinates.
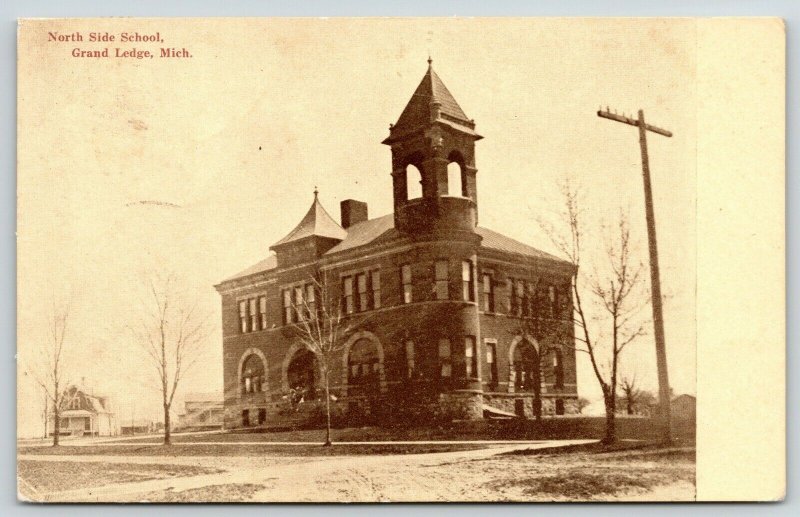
top-left (540, 180), bottom-right (649, 444)
top-left (26, 299), bottom-right (72, 446)
top-left (289, 270), bottom-right (363, 446)
top-left (576, 397), bottom-right (591, 415)
top-left (129, 273), bottom-right (211, 445)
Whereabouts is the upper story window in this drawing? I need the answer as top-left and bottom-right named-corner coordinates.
top-left (306, 284), bottom-right (316, 320)
top-left (239, 300), bottom-right (248, 333)
top-left (342, 276), bottom-right (354, 314)
top-left (434, 260), bottom-right (449, 300)
top-left (293, 286), bottom-right (304, 321)
top-left (462, 261), bottom-right (475, 302)
top-left (371, 270), bottom-right (381, 309)
top-left (357, 273), bottom-right (368, 312)
top-left (258, 296), bottom-right (267, 330)
top-left (249, 298), bottom-right (258, 331)
top-left (510, 278), bottom-right (536, 318)
top-left (482, 272), bottom-right (494, 312)
top-left (282, 289), bottom-right (293, 325)
top-left (240, 295), bottom-right (268, 333)
top-left (401, 264), bottom-right (413, 304)
top-left (548, 285), bottom-right (559, 317)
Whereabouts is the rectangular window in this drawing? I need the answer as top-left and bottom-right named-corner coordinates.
top-left (462, 261), bottom-right (475, 302)
top-left (371, 270), bottom-right (381, 309)
top-left (84, 418), bottom-right (91, 431)
top-left (242, 409), bottom-right (250, 427)
top-left (514, 279), bottom-right (525, 317)
top-left (259, 296), bottom-right (267, 330)
top-left (486, 340), bottom-right (498, 384)
top-left (258, 408), bottom-right (267, 424)
top-left (434, 260), bottom-right (449, 300)
top-left (482, 273), bottom-right (494, 312)
top-left (465, 336), bottom-right (477, 378)
top-left (342, 276), bottom-right (354, 314)
top-left (401, 264), bottom-right (413, 304)
top-left (294, 286), bottom-right (304, 321)
top-left (357, 273), bottom-right (368, 312)
top-left (282, 289), bottom-right (292, 324)
top-left (523, 281), bottom-right (534, 317)
top-left (306, 284), bottom-right (316, 320)
top-left (548, 285), bottom-right (558, 317)
top-left (239, 300), bottom-right (248, 333)
top-left (404, 340), bottom-right (415, 378)
top-left (438, 338), bottom-right (452, 378)
top-left (249, 298), bottom-right (258, 332)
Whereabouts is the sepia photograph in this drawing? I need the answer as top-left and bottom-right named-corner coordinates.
top-left (15, 17), bottom-right (784, 503)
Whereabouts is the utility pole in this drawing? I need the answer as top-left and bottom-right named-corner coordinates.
top-left (597, 107), bottom-right (673, 442)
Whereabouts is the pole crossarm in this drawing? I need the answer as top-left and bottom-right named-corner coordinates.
top-left (597, 109), bottom-right (673, 138)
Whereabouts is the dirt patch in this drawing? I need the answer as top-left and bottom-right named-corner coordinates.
top-left (18, 460), bottom-right (223, 496)
top-left (139, 483), bottom-right (267, 503)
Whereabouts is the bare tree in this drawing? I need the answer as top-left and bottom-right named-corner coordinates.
top-left (540, 179), bottom-right (649, 444)
top-left (618, 374), bottom-right (657, 416)
top-left (128, 273), bottom-right (211, 445)
top-left (25, 300), bottom-right (72, 446)
top-left (289, 270), bottom-right (364, 446)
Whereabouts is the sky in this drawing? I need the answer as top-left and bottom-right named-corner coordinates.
top-left (17, 18), bottom-right (697, 435)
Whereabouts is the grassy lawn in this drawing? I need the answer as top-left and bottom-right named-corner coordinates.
top-left (484, 441), bottom-right (695, 501)
top-left (18, 460), bottom-right (223, 498)
top-left (18, 443), bottom-right (493, 457)
top-left (139, 483), bottom-right (266, 503)
top-left (101, 417), bottom-right (694, 445)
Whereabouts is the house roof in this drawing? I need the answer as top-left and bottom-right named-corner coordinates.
top-left (184, 392), bottom-right (224, 403)
top-left (270, 193), bottom-right (347, 248)
top-left (389, 60), bottom-right (478, 138)
top-left (221, 211), bottom-right (569, 284)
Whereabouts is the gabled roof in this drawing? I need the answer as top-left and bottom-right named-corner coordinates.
top-left (270, 193), bottom-right (347, 248)
top-left (222, 254), bottom-right (277, 283)
top-left (220, 212), bottom-right (570, 285)
top-left (390, 60), bottom-right (475, 135)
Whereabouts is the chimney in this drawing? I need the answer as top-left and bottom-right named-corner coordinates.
top-left (340, 199), bottom-right (368, 229)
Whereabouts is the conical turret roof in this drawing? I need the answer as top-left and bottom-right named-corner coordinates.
top-left (384, 59), bottom-right (481, 143)
top-left (271, 191), bottom-right (347, 248)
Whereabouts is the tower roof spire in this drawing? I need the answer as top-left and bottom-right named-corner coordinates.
top-left (383, 60), bottom-right (481, 144)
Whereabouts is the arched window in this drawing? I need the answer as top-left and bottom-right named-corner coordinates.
top-left (447, 161), bottom-right (464, 196)
top-left (553, 349), bottom-right (564, 388)
top-left (513, 340), bottom-right (539, 391)
top-left (348, 338), bottom-right (380, 394)
top-left (241, 354), bottom-right (265, 395)
top-left (406, 164), bottom-right (423, 200)
top-left (287, 349), bottom-right (317, 400)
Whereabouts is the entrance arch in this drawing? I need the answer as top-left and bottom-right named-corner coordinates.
top-left (508, 336), bottom-right (540, 394)
top-left (341, 331), bottom-right (387, 396)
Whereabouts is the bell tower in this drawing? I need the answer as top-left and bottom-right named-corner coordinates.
top-left (383, 59), bottom-right (483, 236)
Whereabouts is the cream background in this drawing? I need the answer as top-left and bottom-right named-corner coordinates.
top-left (15, 17), bottom-right (783, 501)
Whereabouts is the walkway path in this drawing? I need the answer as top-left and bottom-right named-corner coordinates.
top-left (20, 439), bottom-right (597, 502)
